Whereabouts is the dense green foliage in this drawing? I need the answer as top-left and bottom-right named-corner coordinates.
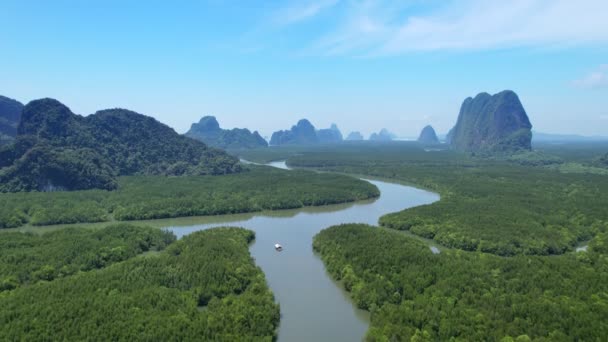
top-left (504, 150), bottom-right (563, 166)
top-left (450, 90), bottom-right (532, 153)
top-left (378, 165), bottom-right (608, 256)
top-left (0, 166), bottom-right (379, 228)
top-left (597, 152), bottom-right (608, 167)
top-left (0, 95), bottom-right (23, 141)
top-left (0, 98), bottom-right (241, 192)
top-left (242, 142), bottom-right (608, 256)
top-left (236, 145), bottom-right (317, 163)
top-left (185, 116), bottom-right (268, 149)
top-left (0, 224), bottom-right (174, 291)
top-left (0, 227), bottom-right (280, 340)
top-left (533, 141), bottom-right (608, 164)
top-left (237, 142), bottom-right (456, 164)
top-left (497, 143), bottom-right (608, 174)
top-left (248, 143), bottom-right (608, 340)
top-left (314, 224), bottom-right (608, 341)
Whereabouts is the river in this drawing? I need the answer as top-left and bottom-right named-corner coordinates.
top-left (164, 161), bottom-right (439, 341)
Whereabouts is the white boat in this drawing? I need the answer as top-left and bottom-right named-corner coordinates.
top-left (274, 243), bottom-right (283, 251)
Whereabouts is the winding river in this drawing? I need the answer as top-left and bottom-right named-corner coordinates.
top-left (164, 161), bottom-right (439, 341)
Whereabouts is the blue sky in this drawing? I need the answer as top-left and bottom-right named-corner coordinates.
top-left (1, 0), bottom-right (607, 137)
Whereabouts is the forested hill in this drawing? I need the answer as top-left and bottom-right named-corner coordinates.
top-left (450, 90), bottom-right (532, 153)
top-left (185, 116), bottom-right (268, 149)
top-left (0, 98), bottom-right (241, 192)
top-left (0, 95), bottom-right (23, 144)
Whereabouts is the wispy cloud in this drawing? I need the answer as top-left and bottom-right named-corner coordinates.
top-left (573, 65), bottom-right (608, 89)
top-left (273, 0), bottom-right (340, 26)
top-left (306, 0), bottom-right (608, 56)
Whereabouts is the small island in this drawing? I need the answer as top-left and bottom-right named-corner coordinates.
top-left (369, 128), bottom-right (395, 141)
top-left (185, 116), bottom-right (268, 149)
top-left (449, 90), bottom-right (532, 153)
top-left (270, 119), bottom-right (344, 145)
top-left (417, 125), bottom-right (439, 144)
top-left (346, 131), bottom-right (364, 141)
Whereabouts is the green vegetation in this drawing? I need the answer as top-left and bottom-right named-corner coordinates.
top-left (237, 145), bottom-right (315, 163)
top-left (314, 224), bottom-right (608, 341)
top-left (595, 152), bottom-right (608, 168)
top-left (0, 165), bottom-right (379, 228)
top-left (237, 141), bottom-right (460, 164)
top-left (505, 150), bottom-right (563, 166)
top-left (0, 227), bottom-right (280, 340)
top-left (0, 224), bottom-right (174, 291)
top-left (240, 142), bottom-right (608, 339)
top-left (266, 143), bottom-right (608, 256)
top-left (0, 95), bottom-right (23, 141)
top-left (504, 144), bottom-right (608, 173)
top-left (377, 165), bottom-right (608, 255)
top-left (0, 98), bottom-right (241, 192)
top-left (546, 162), bottom-right (608, 176)
top-left (533, 141), bottom-right (608, 164)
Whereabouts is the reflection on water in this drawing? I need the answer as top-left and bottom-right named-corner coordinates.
top-left (165, 174), bottom-right (439, 342)
top-left (239, 159), bottom-right (290, 170)
top-left (266, 160), bottom-right (290, 170)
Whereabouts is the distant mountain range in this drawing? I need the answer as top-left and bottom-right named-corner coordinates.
top-left (369, 129), bottom-right (396, 141)
top-left (0, 98), bottom-right (241, 192)
top-left (270, 119), bottom-right (344, 145)
top-left (185, 116), bottom-right (267, 149)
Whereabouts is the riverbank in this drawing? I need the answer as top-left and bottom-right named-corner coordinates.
top-left (163, 176), bottom-right (439, 341)
top-left (0, 165), bottom-right (378, 229)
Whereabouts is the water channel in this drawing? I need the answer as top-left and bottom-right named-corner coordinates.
top-left (165, 161), bottom-right (440, 341)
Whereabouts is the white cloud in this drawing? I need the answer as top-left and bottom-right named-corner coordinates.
top-left (308, 0), bottom-right (608, 56)
top-left (573, 65), bottom-right (608, 89)
top-left (273, 0), bottom-right (339, 26)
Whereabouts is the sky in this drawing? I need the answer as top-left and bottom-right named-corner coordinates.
top-left (1, 0), bottom-right (607, 138)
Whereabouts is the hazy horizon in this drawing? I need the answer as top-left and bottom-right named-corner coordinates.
top-left (1, 1), bottom-right (607, 137)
